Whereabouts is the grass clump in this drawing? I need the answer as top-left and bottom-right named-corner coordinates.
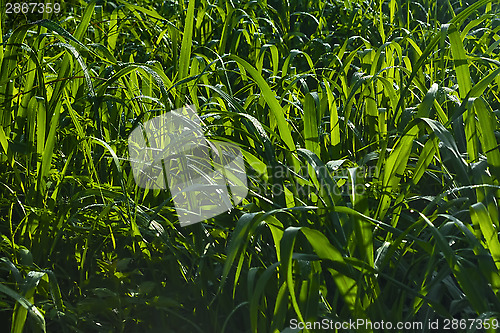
top-left (1, 0), bottom-right (500, 332)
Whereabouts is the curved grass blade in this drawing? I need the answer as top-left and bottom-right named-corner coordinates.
top-left (0, 282), bottom-right (45, 333)
top-left (227, 55), bottom-right (296, 152)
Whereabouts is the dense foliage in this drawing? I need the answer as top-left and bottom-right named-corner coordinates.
top-left (1, 0), bottom-right (500, 332)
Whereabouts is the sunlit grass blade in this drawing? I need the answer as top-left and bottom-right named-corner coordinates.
top-left (176, 0), bottom-right (196, 105)
top-left (470, 203), bottom-right (500, 270)
top-left (303, 92), bottom-right (321, 157)
top-left (474, 98), bottom-right (500, 180)
top-left (376, 125), bottom-right (419, 221)
top-left (228, 55), bottom-right (297, 152)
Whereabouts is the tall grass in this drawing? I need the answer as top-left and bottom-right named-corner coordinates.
top-left (0, 0), bottom-right (500, 332)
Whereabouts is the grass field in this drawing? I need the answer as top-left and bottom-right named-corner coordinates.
top-left (1, 0), bottom-right (500, 332)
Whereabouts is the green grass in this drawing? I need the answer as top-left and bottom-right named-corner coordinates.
top-left (1, 0), bottom-right (500, 332)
